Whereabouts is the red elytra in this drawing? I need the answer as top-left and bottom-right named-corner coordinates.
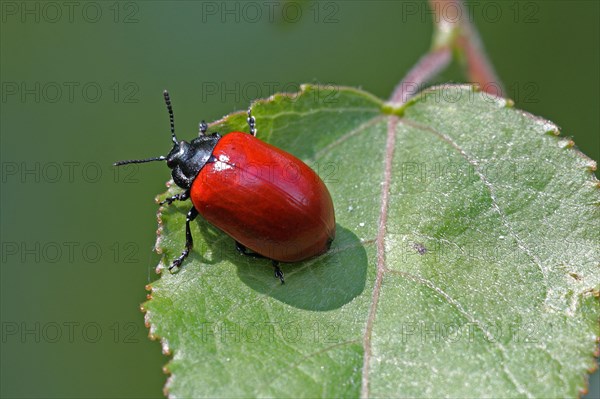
top-left (114, 91), bottom-right (335, 283)
top-left (192, 132), bottom-right (335, 263)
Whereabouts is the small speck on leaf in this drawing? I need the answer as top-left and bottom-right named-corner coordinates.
top-left (412, 242), bottom-right (427, 255)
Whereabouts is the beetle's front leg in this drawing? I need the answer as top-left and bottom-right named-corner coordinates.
top-left (160, 190), bottom-right (190, 206)
top-left (169, 206), bottom-right (199, 272)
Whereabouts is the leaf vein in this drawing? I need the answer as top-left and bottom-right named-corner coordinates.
top-left (387, 269), bottom-right (535, 398)
top-left (398, 118), bottom-right (551, 306)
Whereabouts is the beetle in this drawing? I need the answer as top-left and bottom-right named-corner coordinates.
top-left (114, 91), bottom-right (336, 283)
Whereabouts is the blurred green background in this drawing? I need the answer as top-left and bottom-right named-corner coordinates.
top-left (1, 1), bottom-right (598, 398)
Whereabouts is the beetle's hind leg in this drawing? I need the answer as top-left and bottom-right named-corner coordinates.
top-left (235, 241), bottom-right (285, 284)
top-left (272, 261), bottom-right (285, 284)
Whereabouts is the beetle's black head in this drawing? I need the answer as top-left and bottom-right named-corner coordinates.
top-left (165, 135), bottom-right (220, 189)
top-left (114, 90), bottom-right (221, 189)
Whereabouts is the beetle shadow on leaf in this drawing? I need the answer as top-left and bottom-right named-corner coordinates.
top-left (211, 224), bottom-right (368, 311)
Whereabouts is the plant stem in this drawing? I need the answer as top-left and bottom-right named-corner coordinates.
top-left (390, 0), bottom-right (504, 105)
top-left (389, 47), bottom-right (452, 104)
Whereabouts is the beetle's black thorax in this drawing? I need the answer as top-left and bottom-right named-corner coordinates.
top-left (166, 133), bottom-right (221, 189)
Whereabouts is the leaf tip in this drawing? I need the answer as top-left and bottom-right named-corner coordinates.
top-left (161, 338), bottom-right (172, 355)
top-left (585, 160), bottom-right (597, 172)
top-left (519, 113), bottom-right (561, 135)
top-left (545, 130), bottom-right (560, 136)
top-left (579, 386), bottom-right (590, 396)
top-left (144, 311), bottom-right (158, 339)
top-left (558, 138), bottom-right (575, 149)
top-left (155, 262), bottom-right (165, 274)
top-left (163, 377), bottom-right (174, 399)
top-left (155, 202), bottom-right (167, 255)
top-left (487, 94), bottom-right (513, 108)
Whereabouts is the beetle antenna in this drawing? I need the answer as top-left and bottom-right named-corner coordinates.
top-left (163, 90), bottom-right (178, 144)
top-left (114, 156), bottom-right (166, 166)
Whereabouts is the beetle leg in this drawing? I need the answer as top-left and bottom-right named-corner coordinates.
top-left (236, 241), bottom-right (262, 258)
top-left (160, 190), bottom-right (190, 206)
top-left (247, 108), bottom-right (257, 137)
top-left (235, 241), bottom-right (247, 255)
top-left (273, 261), bottom-right (285, 284)
top-left (236, 241), bottom-right (285, 284)
top-left (169, 206), bottom-right (199, 272)
top-left (236, 241), bottom-right (270, 259)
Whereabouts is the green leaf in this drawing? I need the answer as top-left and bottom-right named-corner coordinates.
top-left (142, 84), bottom-right (599, 398)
